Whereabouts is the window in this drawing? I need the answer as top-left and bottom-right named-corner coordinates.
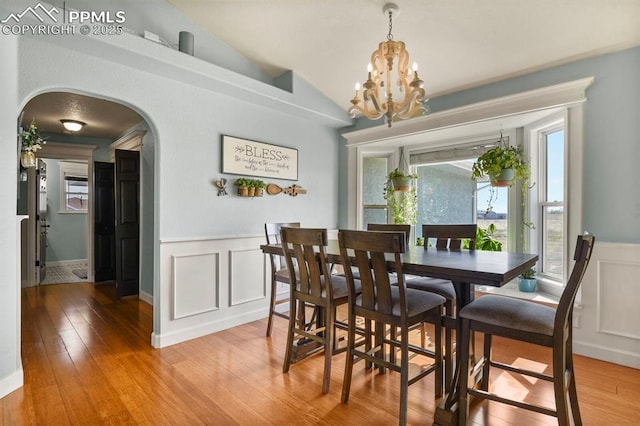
top-left (527, 114), bottom-right (567, 291)
top-left (59, 161), bottom-right (88, 213)
top-left (361, 156), bottom-right (389, 228)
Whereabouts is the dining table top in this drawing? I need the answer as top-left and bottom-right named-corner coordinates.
top-left (260, 239), bottom-right (538, 288)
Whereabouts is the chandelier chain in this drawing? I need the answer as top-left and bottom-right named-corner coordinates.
top-left (387, 10), bottom-right (393, 40)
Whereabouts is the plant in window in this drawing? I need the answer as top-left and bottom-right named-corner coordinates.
top-left (471, 144), bottom-right (529, 187)
top-left (387, 168), bottom-right (418, 192)
top-left (464, 223), bottom-right (503, 251)
top-left (384, 172), bottom-right (417, 225)
top-left (518, 266), bottom-right (537, 292)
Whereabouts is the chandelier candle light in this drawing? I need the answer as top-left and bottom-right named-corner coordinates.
top-left (349, 3), bottom-right (427, 127)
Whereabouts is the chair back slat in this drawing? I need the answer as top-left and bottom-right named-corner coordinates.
top-left (423, 224), bottom-right (477, 250)
top-left (281, 227), bottom-right (331, 300)
top-left (339, 230), bottom-right (407, 317)
top-left (555, 233), bottom-right (595, 332)
top-left (367, 223), bottom-right (411, 248)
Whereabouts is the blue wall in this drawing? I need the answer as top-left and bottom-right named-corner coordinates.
top-left (340, 46), bottom-right (640, 244)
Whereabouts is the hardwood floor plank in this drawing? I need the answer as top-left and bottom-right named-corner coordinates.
top-left (3, 283), bottom-right (639, 426)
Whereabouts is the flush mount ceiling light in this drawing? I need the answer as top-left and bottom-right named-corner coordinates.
top-left (349, 3), bottom-right (428, 127)
top-left (60, 119), bottom-right (86, 132)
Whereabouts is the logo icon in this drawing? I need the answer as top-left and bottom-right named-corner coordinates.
top-left (1, 3), bottom-right (59, 24)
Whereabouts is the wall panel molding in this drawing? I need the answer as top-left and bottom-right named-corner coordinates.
top-left (172, 252), bottom-right (220, 320)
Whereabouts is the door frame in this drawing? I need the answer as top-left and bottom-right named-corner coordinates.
top-left (26, 142), bottom-right (97, 285)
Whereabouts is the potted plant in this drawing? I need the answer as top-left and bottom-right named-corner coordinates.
top-left (387, 168), bottom-right (418, 192)
top-left (19, 120), bottom-right (44, 168)
top-left (471, 145), bottom-right (530, 187)
top-left (518, 267), bottom-right (537, 292)
top-left (384, 175), bottom-right (418, 225)
top-left (253, 179), bottom-right (266, 197)
top-left (463, 223), bottom-right (503, 251)
top-left (234, 177), bottom-right (250, 196)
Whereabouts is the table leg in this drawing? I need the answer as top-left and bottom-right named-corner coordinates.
top-left (433, 281), bottom-right (474, 426)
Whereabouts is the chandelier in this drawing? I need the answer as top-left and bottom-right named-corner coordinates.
top-left (349, 3), bottom-right (427, 127)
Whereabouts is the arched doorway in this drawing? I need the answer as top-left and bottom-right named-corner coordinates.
top-left (18, 91), bottom-right (156, 307)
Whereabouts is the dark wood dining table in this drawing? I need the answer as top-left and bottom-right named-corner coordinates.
top-left (260, 239), bottom-right (538, 425)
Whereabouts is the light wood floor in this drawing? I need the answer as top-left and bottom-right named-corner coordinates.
top-left (3, 283), bottom-right (639, 425)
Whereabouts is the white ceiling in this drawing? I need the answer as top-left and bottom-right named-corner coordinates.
top-left (168, 0), bottom-right (640, 109)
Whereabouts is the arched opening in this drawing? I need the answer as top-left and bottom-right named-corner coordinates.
top-left (17, 90), bottom-right (156, 337)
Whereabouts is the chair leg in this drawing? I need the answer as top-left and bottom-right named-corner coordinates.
top-left (444, 300), bottom-right (453, 393)
top-left (365, 319), bottom-right (373, 370)
top-left (553, 346), bottom-right (571, 426)
top-left (375, 322), bottom-right (386, 374)
top-left (457, 319), bottom-right (472, 426)
top-left (567, 352), bottom-right (582, 424)
top-left (434, 318), bottom-right (443, 398)
top-left (322, 303), bottom-right (335, 394)
top-left (399, 325), bottom-right (410, 426)
top-left (341, 310), bottom-right (356, 404)
top-left (282, 295), bottom-right (298, 373)
top-left (266, 278), bottom-right (278, 337)
top-left (480, 333), bottom-right (492, 391)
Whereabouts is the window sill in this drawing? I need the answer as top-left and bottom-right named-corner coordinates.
top-left (475, 280), bottom-right (559, 305)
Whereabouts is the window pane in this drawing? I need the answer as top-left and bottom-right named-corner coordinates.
top-left (66, 193), bottom-right (88, 211)
top-left (363, 157), bottom-right (387, 205)
top-left (477, 184), bottom-right (509, 249)
top-left (545, 130), bottom-right (564, 202)
top-left (363, 207), bottom-right (387, 229)
top-left (415, 162), bottom-right (476, 236)
top-left (543, 206), bottom-right (564, 277)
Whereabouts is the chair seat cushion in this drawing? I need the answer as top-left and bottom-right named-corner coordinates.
top-left (459, 295), bottom-right (556, 336)
top-left (324, 274), bottom-right (361, 300)
top-left (355, 286), bottom-right (445, 317)
top-left (405, 277), bottom-right (456, 300)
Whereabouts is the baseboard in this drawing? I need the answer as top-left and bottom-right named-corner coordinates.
top-left (151, 308), bottom-right (266, 348)
top-left (46, 259), bottom-right (88, 267)
top-left (0, 369), bottom-right (23, 399)
top-left (139, 290), bottom-right (153, 305)
top-left (573, 340), bottom-right (640, 369)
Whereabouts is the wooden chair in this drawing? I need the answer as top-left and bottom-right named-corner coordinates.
top-left (367, 223), bottom-right (411, 246)
top-left (457, 233), bottom-right (595, 425)
top-left (405, 223), bottom-right (477, 391)
top-left (280, 227), bottom-right (355, 394)
top-left (338, 229), bottom-right (445, 425)
top-left (264, 222), bottom-right (300, 337)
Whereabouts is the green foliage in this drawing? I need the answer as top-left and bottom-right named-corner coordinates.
top-left (520, 267), bottom-right (536, 279)
top-left (388, 168), bottom-right (418, 179)
top-left (20, 120), bottom-right (44, 152)
top-left (384, 180), bottom-right (417, 225)
top-left (471, 145), bottom-right (529, 185)
top-left (234, 177), bottom-right (250, 187)
top-left (251, 179), bottom-right (266, 189)
top-left (416, 236), bottom-right (424, 246)
top-left (464, 223), bottom-right (503, 251)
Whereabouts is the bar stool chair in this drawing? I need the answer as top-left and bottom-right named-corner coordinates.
top-left (405, 224), bottom-right (477, 391)
top-left (280, 227), bottom-right (356, 394)
top-left (264, 222), bottom-right (300, 337)
top-left (457, 233), bottom-right (595, 425)
top-left (338, 229), bottom-right (446, 425)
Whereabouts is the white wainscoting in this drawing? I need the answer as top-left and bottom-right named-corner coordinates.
top-left (573, 242), bottom-right (640, 369)
top-left (153, 234), bottom-right (269, 348)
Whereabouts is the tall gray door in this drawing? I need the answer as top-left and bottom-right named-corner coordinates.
top-left (115, 149), bottom-right (140, 298)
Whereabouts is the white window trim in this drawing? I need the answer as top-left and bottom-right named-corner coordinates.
top-left (59, 161), bottom-right (89, 214)
top-left (525, 107), bottom-right (584, 299)
top-left (356, 146), bottom-right (396, 229)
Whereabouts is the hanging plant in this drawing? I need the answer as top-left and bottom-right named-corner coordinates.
top-left (471, 145), bottom-right (529, 187)
top-left (384, 172), bottom-right (418, 225)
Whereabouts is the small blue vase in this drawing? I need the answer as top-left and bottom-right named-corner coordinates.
top-left (518, 277), bottom-right (537, 292)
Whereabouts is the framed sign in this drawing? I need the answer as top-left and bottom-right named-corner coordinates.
top-left (221, 135), bottom-right (298, 180)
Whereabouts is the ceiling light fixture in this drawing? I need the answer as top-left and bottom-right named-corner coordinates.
top-left (60, 119), bottom-right (85, 132)
top-left (349, 3), bottom-right (428, 127)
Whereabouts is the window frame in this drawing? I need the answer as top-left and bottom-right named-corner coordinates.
top-left (59, 161), bottom-right (89, 214)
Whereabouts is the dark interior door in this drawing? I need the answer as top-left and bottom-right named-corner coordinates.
top-left (115, 149), bottom-right (140, 298)
top-left (94, 161), bottom-right (116, 282)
